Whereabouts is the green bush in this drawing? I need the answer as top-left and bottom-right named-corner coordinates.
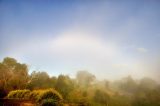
top-left (7, 89), bottom-right (31, 99)
top-left (7, 89), bottom-right (63, 105)
top-left (29, 90), bottom-right (42, 102)
top-left (37, 89), bottom-right (63, 102)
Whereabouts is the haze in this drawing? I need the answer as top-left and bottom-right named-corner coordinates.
top-left (0, 0), bottom-right (160, 81)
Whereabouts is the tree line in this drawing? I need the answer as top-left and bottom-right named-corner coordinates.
top-left (0, 57), bottom-right (160, 106)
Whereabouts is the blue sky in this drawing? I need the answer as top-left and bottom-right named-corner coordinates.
top-left (0, 0), bottom-right (160, 81)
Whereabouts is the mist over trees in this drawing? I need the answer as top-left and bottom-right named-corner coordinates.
top-left (0, 57), bottom-right (160, 106)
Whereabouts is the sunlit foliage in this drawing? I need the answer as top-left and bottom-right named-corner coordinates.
top-left (0, 57), bottom-right (160, 106)
top-left (7, 89), bottom-right (63, 105)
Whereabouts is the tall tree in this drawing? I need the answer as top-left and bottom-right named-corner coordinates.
top-left (55, 75), bottom-right (74, 99)
top-left (0, 57), bottom-right (29, 90)
top-left (76, 71), bottom-right (95, 88)
top-left (27, 71), bottom-right (51, 89)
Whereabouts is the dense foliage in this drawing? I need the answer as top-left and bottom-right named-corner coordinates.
top-left (7, 89), bottom-right (63, 105)
top-left (0, 57), bottom-right (160, 106)
top-left (7, 89), bottom-right (31, 99)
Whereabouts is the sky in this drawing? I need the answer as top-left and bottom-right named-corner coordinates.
top-left (0, 0), bottom-right (160, 81)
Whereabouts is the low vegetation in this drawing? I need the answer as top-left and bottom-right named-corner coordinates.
top-left (7, 89), bottom-right (31, 99)
top-left (7, 89), bottom-right (63, 105)
top-left (0, 57), bottom-right (160, 106)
